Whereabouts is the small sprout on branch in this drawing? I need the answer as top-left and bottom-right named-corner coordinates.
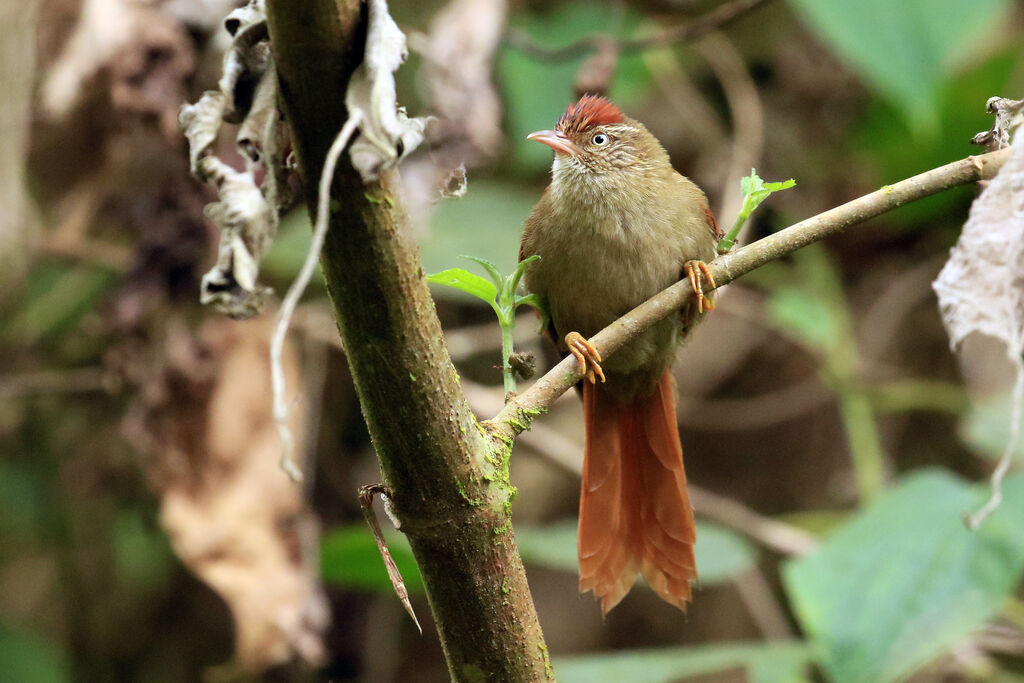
top-left (428, 255), bottom-right (547, 396)
top-left (717, 169), bottom-right (796, 254)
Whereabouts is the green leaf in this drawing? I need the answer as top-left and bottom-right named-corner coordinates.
top-left (426, 268), bottom-right (498, 304)
top-left (961, 390), bottom-right (1024, 463)
top-left (696, 523), bottom-right (758, 584)
top-left (739, 171), bottom-right (796, 219)
top-left (766, 285), bottom-right (840, 351)
top-left (740, 171), bottom-right (796, 208)
top-left (0, 624), bottom-right (70, 683)
top-left (515, 520), bottom-right (756, 586)
top-left (787, 0), bottom-right (1009, 132)
top-left (515, 293), bottom-right (550, 334)
top-left (514, 293), bottom-right (547, 314)
top-left (508, 254), bottom-right (541, 302)
top-left (762, 245), bottom-right (850, 357)
top-left (554, 642), bottom-right (812, 683)
top-left (460, 254), bottom-right (503, 289)
top-left (719, 170), bottom-right (796, 253)
top-left (783, 469), bottom-right (1024, 683)
top-left (321, 525), bottom-right (424, 595)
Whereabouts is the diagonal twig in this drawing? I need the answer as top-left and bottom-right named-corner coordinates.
top-left (485, 148), bottom-right (1012, 444)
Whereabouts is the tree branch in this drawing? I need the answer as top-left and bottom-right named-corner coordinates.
top-left (265, 2), bottom-right (552, 680)
top-left (487, 148), bottom-right (1011, 443)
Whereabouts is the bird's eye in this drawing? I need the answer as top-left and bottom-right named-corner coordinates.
top-left (591, 133), bottom-right (609, 146)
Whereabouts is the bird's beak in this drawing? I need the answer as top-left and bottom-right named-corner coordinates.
top-left (527, 130), bottom-right (578, 156)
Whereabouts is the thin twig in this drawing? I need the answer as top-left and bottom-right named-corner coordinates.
top-left (505, 0), bottom-right (771, 62)
top-left (271, 112), bottom-right (363, 482)
top-left (689, 485), bottom-right (817, 556)
top-left (676, 376), bottom-right (831, 431)
top-left (486, 148), bottom-right (1012, 444)
top-left (734, 568), bottom-right (795, 639)
top-left (359, 484), bottom-right (423, 634)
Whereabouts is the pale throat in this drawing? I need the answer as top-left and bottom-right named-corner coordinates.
top-left (549, 153), bottom-right (654, 220)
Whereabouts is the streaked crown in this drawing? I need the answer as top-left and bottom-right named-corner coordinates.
top-left (556, 95), bottom-right (624, 135)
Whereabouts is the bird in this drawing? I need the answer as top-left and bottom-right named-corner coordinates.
top-left (520, 94), bottom-right (721, 614)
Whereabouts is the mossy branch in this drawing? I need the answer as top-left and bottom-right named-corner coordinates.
top-left (486, 148), bottom-right (1011, 443)
top-left (265, 2), bottom-right (552, 681)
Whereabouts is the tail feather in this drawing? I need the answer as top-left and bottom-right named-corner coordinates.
top-left (578, 372), bottom-right (697, 614)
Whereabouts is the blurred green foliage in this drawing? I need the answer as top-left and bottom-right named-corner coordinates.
top-left (963, 392), bottom-right (1024, 463)
top-left (851, 46), bottom-right (1022, 229)
top-left (322, 518), bottom-right (757, 594)
top-left (788, 0), bottom-right (1010, 133)
top-left (554, 641), bottom-right (812, 683)
top-left (754, 245), bottom-right (886, 502)
top-left (784, 471), bottom-right (1024, 683)
top-left (321, 525), bottom-right (425, 595)
top-left (7, 0), bottom-right (1024, 680)
top-left (513, 519), bottom-right (757, 587)
top-left (0, 624), bottom-right (70, 683)
top-left (6, 263), bottom-right (115, 349)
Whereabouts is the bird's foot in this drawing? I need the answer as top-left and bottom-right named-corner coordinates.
top-left (565, 331), bottom-right (605, 384)
top-left (685, 260), bottom-right (716, 314)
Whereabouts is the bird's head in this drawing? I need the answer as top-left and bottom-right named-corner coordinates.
top-left (527, 95), bottom-right (667, 189)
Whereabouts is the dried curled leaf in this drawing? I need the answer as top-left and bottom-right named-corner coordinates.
top-left (179, 91), bottom-right (228, 179)
top-left (179, 0), bottom-right (288, 319)
top-left (346, 0), bottom-right (431, 181)
top-left (935, 133), bottom-right (1024, 355)
top-left (219, 2), bottom-right (271, 123)
top-left (971, 97), bottom-right (1024, 152)
top-left (934, 120), bottom-right (1024, 527)
top-left (198, 157), bottom-right (276, 318)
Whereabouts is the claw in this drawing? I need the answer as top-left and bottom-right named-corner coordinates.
top-left (685, 260), bottom-right (716, 314)
top-left (565, 331), bottom-right (605, 383)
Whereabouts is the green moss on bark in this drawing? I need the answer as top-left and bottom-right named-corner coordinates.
top-left (265, 2), bottom-right (552, 680)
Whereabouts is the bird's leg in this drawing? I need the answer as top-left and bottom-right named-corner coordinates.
top-left (565, 331), bottom-right (606, 384)
top-left (684, 260), bottom-right (716, 314)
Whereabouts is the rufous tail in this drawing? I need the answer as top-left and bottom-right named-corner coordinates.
top-left (578, 372), bottom-right (697, 614)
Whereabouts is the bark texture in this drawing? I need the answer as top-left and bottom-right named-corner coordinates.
top-left (264, 2), bottom-right (552, 680)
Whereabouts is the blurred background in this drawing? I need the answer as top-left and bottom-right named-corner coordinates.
top-left (3, 0), bottom-right (1024, 681)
